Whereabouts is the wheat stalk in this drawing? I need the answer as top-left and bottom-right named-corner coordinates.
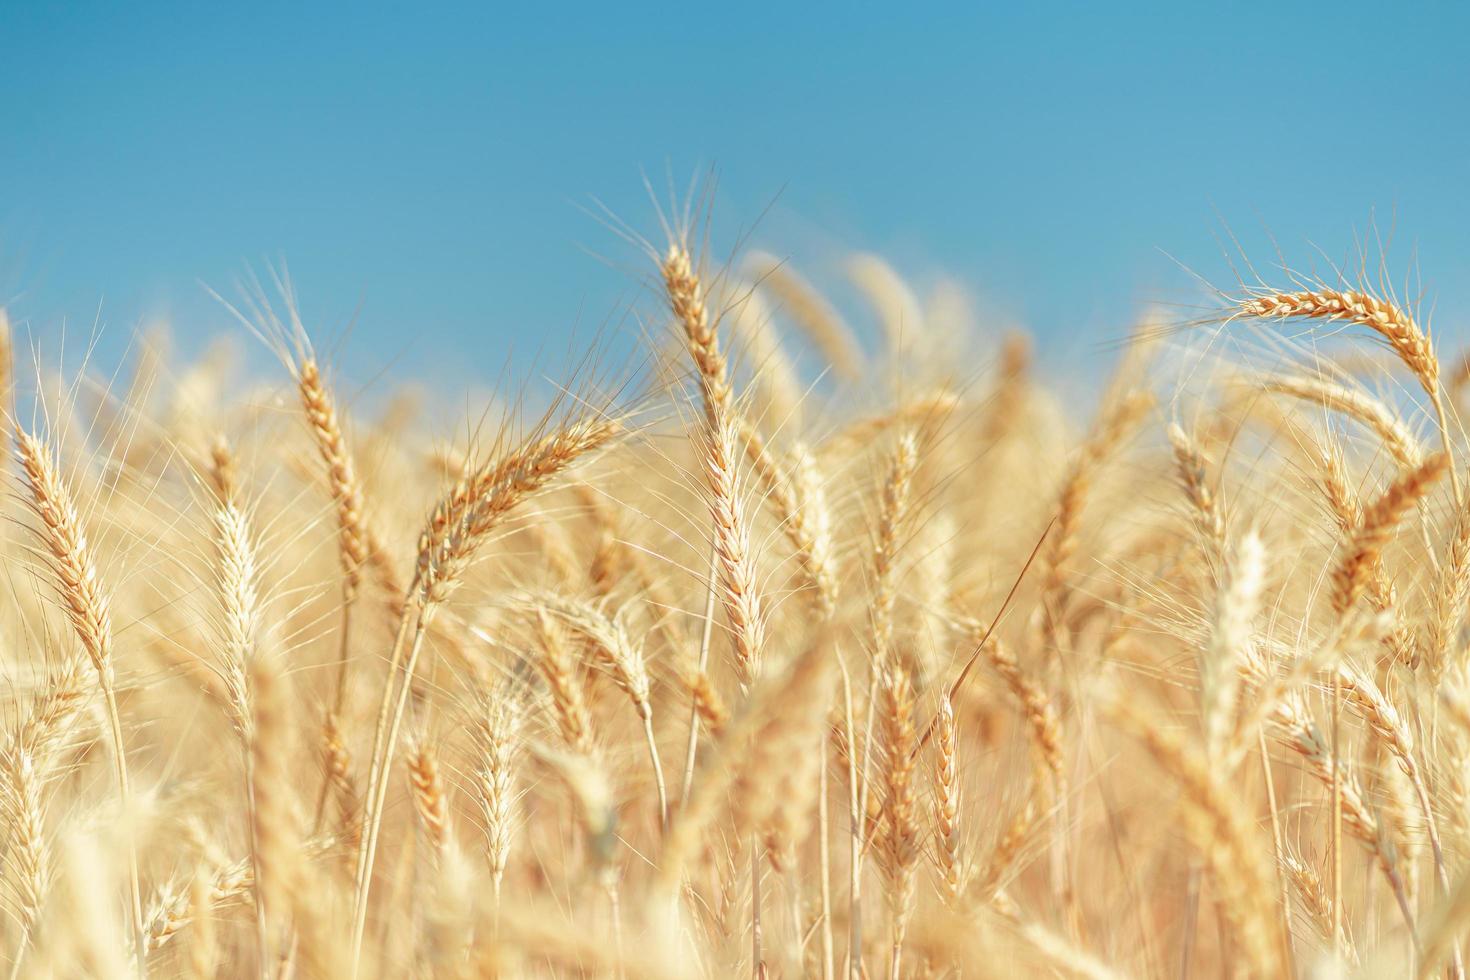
top-left (351, 409), bottom-right (620, 966)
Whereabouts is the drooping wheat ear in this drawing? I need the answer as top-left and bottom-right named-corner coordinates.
top-left (930, 694), bottom-right (962, 905)
top-left (295, 357), bottom-right (370, 597)
top-left (872, 431), bottom-right (919, 664)
top-left (1104, 693), bottom-right (1281, 977)
top-left (1256, 373), bottom-right (1425, 469)
top-left (13, 427), bottom-right (144, 957)
top-left (1201, 531), bottom-right (1264, 762)
top-left (407, 735), bottom-right (452, 855)
top-left (532, 593), bottom-right (667, 825)
top-left (1167, 422), bottom-right (1226, 560)
top-left (533, 594), bottom-right (652, 719)
top-left (736, 419), bottom-right (837, 617)
top-left (475, 687), bottom-right (522, 905)
top-left (1283, 855), bottom-right (1357, 965)
top-left (1330, 451), bottom-right (1448, 614)
top-left (875, 665), bottom-right (919, 978)
top-left (1239, 286), bottom-right (1461, 504)
top-left (1241, 289), bottom-right (1439, 396)
top-left (745, 250), bottom-right (864, 381)
top-left (662, 243), bottom-right (766, 684)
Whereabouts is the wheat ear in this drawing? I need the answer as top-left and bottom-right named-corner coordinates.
top-left (930, 694), bottom-right (962, 905)
top-left (1330, 452), bottom-right (1449, 614)
top-left (406, 736), bottom-right (452, 855)
top-left (1425, 499), bottom-right (1470, 678)
top-left (1166, 422), bottom-right (1226, 560)
top-left (529, 607), bottom-right (595, 755)
top-left (871, 432), bottom-right (918, 669)
top-left (736, 419), bottom-right (838, 617)
top-left (474, 686), bottom-right (522, 910)
top-left (1239, 287), bottom-right (1461, 505)
top-left (533, 593), bottom-right (666, 827)
top-left (1, 748), bottom-right (48, 946)
top-left (662, 243), bottom-right (766, 685)
top-left (205, 437), bottom-right (276, 965)
top-left (875, 665), bottom-right (919, 980)
top-left (1283, 855), bottom-right (1357, 965)
top-left (14, 427), bottom-right (144, 961)
top-left (1256, 373), bottom-right (1425, 468)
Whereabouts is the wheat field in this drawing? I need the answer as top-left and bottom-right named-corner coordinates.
top-left (1, 206), bottom-right (1467, 979)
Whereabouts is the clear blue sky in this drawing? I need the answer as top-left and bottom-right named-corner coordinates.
top-left (3, 2), bottom-right (1469, 388)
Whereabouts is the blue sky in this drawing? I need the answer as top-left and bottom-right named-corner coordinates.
top-left (3, 3), bottom-right (1469, 389)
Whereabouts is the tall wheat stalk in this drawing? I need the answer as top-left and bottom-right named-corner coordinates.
top-left (349, 411), bottom-right (620, 970)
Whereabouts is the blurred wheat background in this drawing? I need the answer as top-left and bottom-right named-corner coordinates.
top-left (4, 210), bottom-right (1470, 978)
top-left (6, 4), bottom-right (1470, 979)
